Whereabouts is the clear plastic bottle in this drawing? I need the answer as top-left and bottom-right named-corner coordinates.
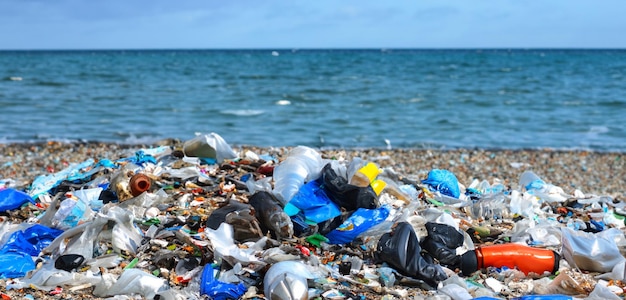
top-left (272, 146), bottom-right (323, 204)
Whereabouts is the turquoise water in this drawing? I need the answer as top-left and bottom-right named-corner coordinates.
top-left (1, 49), bottom-right (625, 151)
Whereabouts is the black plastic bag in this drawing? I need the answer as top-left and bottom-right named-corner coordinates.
top-left (376, 222), bottom-right (448, 287)
top-left (320, 163), bottom-right (378, 211)
top-left (421, 222), bottom-right (464, 269)
top-left (55, 254), bottom-right (85, 272)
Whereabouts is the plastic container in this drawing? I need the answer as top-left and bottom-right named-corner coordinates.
top-left (263, 261), bottom-right (312, 300)
top-left (272, 146), bottom-right (323, 204)
top-left (468, 193), bottom-right (510, 220)
top-left (461, 244), bottom-right (560, 276)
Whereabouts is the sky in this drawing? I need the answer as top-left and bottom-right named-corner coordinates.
top-left (1, 0), bottom-right (625, 50)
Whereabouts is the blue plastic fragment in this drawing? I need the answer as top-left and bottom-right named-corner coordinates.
top-left (325, 205), bottom-right (390, 244)
top-left (589, 219), bottom-right (605, 231)
top-left (0, 188), bottom-right (35, 212)
top-left (116, 150), bottom-right (157, 166)
top-left (199, 157), bottom-right (218, 165)
top-left (199, 264), bottom-right (247, 300)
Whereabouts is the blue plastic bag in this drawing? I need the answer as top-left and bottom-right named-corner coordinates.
top-left (2, 224), bottom-right (63, 256)
top-left (0, 188), bottom-right (35, 212)
top-left (288, 180), bottom-right (341, 223)
top-left (325, 205), bottom-right (390, 244)
top-left (199, 265), bottom-right (247, 300)
top-left (422, 169), bottom-right (461, 198)
top-left (0, 250), bottom-right (36, 279)
top-left (0, 224), bottom-right (62, 278)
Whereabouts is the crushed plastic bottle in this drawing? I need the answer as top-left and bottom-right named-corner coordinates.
top-left (249, 191), bottom-right (294, 240)
top-left (325, 205), bottom-right (390, 244)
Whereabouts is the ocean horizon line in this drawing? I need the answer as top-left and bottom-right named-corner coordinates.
top-left (1, 47), bottom-right (626, 52)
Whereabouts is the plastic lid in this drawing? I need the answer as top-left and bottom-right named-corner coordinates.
top-left (552, 250), bottom-right (561, 273)
top-left (460, 250), bottom-right (478, 276)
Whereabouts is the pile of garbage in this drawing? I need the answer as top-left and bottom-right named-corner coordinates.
top-left (1, 132), bottom-right (626, 299)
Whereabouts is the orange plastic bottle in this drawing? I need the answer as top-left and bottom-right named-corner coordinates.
top-left (461, 243), bottom-right (559, 275)
top-left (129, 173), bottom-right (151, 197)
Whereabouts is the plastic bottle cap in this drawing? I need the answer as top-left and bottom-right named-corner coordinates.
top-left (371, 179), bottom-right (387, 196)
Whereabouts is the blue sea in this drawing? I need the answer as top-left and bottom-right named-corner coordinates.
top-left (1, 49), bottom-right (625, 151)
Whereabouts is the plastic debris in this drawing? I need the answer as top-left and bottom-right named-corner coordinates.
top-left (0, 188), bottom-right (35, 212)
top-left (199, 264), bottom-right (247, 300)
top-left (0, 139), bottom-right (624, 299)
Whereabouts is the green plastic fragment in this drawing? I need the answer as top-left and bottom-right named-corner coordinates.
top-left (306, 233), bottom-right (329, 247)
top-left (124, 257), bottom-right (139, 270)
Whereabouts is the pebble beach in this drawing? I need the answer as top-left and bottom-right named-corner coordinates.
top-left (2, 141), bottom-right (624, 200)
top-left (0, 141), bottom-right (625, 299)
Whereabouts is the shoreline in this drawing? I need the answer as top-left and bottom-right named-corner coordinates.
top-left (1, 141), bottom-right (624, 199)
